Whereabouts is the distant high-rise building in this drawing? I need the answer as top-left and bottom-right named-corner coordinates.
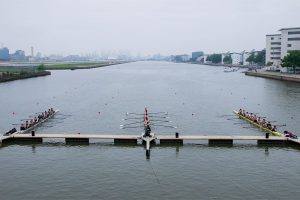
top-left (31, 46), bottom-right (34, 57)
top-left (0, 47), bottom-right (10, 61)
top-left (192, 51), bottom-right (204, 61)
top-left (10, 50), bottom-right (26, 61)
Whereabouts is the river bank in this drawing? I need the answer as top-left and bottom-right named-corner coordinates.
top-left (44, 61), bottom-right (130, 70)
top-left (245, 70), bottom-right (300, 83)
top-left (0, 71), bottom-right (51, 83)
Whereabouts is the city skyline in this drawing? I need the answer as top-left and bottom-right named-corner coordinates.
top-left (1, 0), bottom-right (300, 56)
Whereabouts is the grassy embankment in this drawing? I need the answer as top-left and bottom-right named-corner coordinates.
top-left (0, 67), bottom-right (50, 83)
top-left (0, 61), bottom-right (127, 82)
top-left (43, 61), bottom-right (120, 70)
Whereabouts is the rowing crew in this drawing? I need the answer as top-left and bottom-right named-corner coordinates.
top-left (143, 108), bottom-right (151, 137)
top-left (20, 108), bottom-right (55, 131)
top-left (238, 109), bottom-right (277, 132)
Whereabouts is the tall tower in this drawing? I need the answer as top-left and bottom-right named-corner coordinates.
top-left (31, 46), bottom-right (34, 57)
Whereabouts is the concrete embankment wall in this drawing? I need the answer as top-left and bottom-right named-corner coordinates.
top-left (245, 71), bottom-right (300, 83)
top-left (0, 71), bottom-right (51, 83)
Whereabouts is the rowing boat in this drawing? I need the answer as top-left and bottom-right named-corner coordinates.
top-left (233, 110), bottom-right (283, 136)
top-left (18, 109), bottom-right (59, 134)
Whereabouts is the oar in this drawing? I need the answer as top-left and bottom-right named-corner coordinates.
top-left (20, 119), bottom-right (31, 121)
top-left (149, 112), bottom-right (168, 115)
top-left (234, 122), bottom-right (247, 125)
top-left (120, 121), bottom-right (143, 127)
top-left (275, 124), bottom-right (286, 127)
top-left (150, 120), bottom-right (172, 123)
top-left (149, 116), bottom-right (170, 119)
top-left (122, 117), bottom-right (142, 120)
top-left (152, 125), bottom-right (177, 128)
top-left (57, 114), bottom-right (72, 117)
top-left (242, 126), bottom-right (256, 129)
top-left (126, 112), bottom-right (144, 115)
top-left (120, 125), bottom-right (143, 129)
top-left (12, 123), bottom-right (21, 126)
top-left (219, 114), bottom-right (235, 117)
top-left (227, 118), bottom-right (238, 120)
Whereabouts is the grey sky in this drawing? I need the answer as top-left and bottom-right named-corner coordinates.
top-left (1, 0), bottom-right (300, 56)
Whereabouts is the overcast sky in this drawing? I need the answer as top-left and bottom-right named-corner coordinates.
top-left (1, 0), bottom-right (300, 56)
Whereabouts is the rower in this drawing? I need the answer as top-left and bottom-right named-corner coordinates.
top-left (266, 121), bottom-right (272, 129)
top-left (272, 125), bottom-right (277, 132)
top-left (257, 117), bottom-right (261, 124)
top-left (144, 123), bottom-right (151, 137)
top-left (242, 110), bottom-right (246, 116)
top-left (38, 114), bottom-right (43, 121)
top-left (253, 115), bottom-right (258, 123)
top-left (249, 113), bottom-right (253, 120)
top-left (20, 123), bottom-right (25, 130)
top-left (238, 108), bottom-right (242, 115)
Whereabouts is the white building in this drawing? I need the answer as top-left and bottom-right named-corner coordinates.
top-left (242, 51), bottom-right (251, 65)
top-left (230, 53), bottom-right (243, 65)
top-left (280, 27), bottom-right (300, 59)
top-left (266, 27), bottom-right (300, 66)
top-left (266, 34), bottom-right (282, 66)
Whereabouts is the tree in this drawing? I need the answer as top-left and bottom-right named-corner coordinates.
top-left (246, 49), bottom-right (266, 65)
top-left (206, 54), bottom-right (222, 64)
top-left (281, 50), bottom-right (300, 74)
top-left (246, 52), bottom-right (255, 64)
top-left (223, 54), bottom-right (232, 64)
top-left (37, 64), bottom-right (45, 71)
top-left (254, 49), bottom-right (265, 65)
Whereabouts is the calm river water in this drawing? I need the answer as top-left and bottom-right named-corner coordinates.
top-left (0, 61), bottom-right (300, 199)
